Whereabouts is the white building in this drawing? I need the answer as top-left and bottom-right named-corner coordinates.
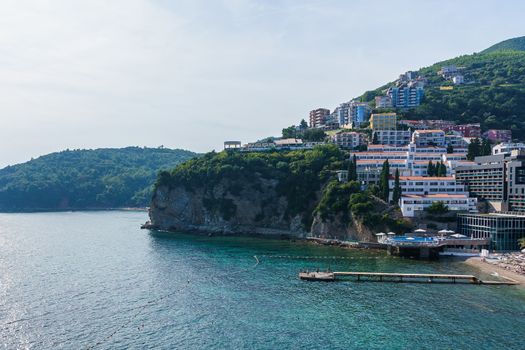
top-left (412, 130), bottom-right (446, 147)
top-left (388, 176), bottom-right (468, 202)
top-left (372, 130), bottom-right (412, 146)
top-left (492, 143), bottom-right (525, 155)
top-left (331, 132), bottom-right (367, 149)
top-left (452, 75), bottom-right (464, 84)
top-left (399, 194), bottom-right (477, 217)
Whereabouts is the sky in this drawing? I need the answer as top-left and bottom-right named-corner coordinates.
top-left (1, 0), bottom-right (524, 167)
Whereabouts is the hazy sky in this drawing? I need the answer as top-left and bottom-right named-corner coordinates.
top-left (1, 0), bottom-right (524, 167)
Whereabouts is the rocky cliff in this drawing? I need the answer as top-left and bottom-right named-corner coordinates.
top-left (146, 147), bottom-right (411, 241)
top-left (149, 175), bottom-right (309, 237)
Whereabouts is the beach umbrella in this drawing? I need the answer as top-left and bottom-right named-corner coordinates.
top-left (438, 229), bottom-right (454, 234)
top-left (375, 232), bottom-right (386, 236)
top-left (387, 232), bottom-right (396, 235)
top-left (450, 233), bottom-right (467, 238)
top-left (414, 229), bottom-right (426, 233)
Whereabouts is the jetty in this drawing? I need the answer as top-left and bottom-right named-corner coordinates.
top-left (299, 271), bottom-right (518, 285)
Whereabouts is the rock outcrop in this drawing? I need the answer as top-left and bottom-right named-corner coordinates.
top-left (148, 176), bottom-right (310, 238)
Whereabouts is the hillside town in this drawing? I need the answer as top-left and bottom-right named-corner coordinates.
top-left (224, 67), bottom-right (525, 253)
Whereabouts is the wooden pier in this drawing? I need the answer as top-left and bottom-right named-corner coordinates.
top-left (299, 271), bottom-right (518, 285)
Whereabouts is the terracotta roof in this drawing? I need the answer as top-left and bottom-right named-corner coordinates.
top-left (402, 194), bottom-right (469, 199)
top-left (356, 159), bottom-right (406, 164)
top-left (394, 176), bottom-right (455, 181)
top-left (415, 129), bottom-right (445, 133)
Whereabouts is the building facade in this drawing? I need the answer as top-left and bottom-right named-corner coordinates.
top-left (372, 130), bottom-right (412, 146)
top-left (400, 194), bottom-right (477, 218)
top-left (386, 86), bottom-right (424, 108)
top-left (483, 129), bottom-right (512, 143)
top-left (412, 130), bottom-right (446, 147)
top-left (331, 132), bottom-right (367, 149)
top-left (457, 212), bottom-right (525, 251)
top-left (309, 108), bottom-right (330, 128)
top-left (370, 113), bottom-right (397, 130)
top-left (492, 143), bottom-right (525, 155)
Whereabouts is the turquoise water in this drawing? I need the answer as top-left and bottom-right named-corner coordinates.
top-left (1, 211), bottom-right (524, 349)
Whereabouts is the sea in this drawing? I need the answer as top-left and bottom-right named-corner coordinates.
top-left (0, 211), bottom-right (524, 349)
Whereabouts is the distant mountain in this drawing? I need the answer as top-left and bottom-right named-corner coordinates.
top-left (360, 37), bottom-right (525, 140)
top-left (481, 36), bottom-right (525, 53)
top-left (0, 147), bottom-right (197, 211)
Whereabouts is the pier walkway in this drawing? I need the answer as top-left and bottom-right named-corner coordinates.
top-left (299, 271), bottom-right (519, 285)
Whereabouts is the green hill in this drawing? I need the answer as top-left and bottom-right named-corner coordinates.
top-left (482, 36), bottom-right (525, 53)
top-left (0, 147), bottom-right (197, 211)
top-left (360, 37), bottom-right (525, 140)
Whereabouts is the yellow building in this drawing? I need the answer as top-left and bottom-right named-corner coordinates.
top-left (370, 113), bottom-right (397, 130)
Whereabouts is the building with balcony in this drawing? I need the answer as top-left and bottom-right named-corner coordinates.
top-left (375, 96), bottom-right (393, 109)
top-left (388, 176), bottom-right (468, 202)
top-left (386, 86), bottom-right (424, 108)
top-left (455, 151), bottom-right (525, 212)
top-left (492, 143), bottom-right (525, 155)
top-left (370, 113), bottom-right (397, 130)
top-left (309, 108), bottom-right (330, 128)
top-left (482, 129), bottom-right (512, 144)
top-left (331, 132), bottom-right (368, 149)
top-left (412, 130), bottom-right (446, 147)
top-left (372, 130), bottom-right (412, 146)
top-left (400, 194), bottom-right (477, 218)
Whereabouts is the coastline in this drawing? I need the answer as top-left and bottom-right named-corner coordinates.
top-left (464, 257), bottom-right (525, 287)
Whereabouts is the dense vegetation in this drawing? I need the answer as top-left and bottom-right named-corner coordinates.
top-left (157, 145), bottom-right (345, 226)
top-left (0, 147), bottom-right (197, 211)
top-left (482, 36), bottom-right (525, 53)
top-left (157, 146), bottom-right (411, 232)
top-left (360, 37), bottom-right (525, 140)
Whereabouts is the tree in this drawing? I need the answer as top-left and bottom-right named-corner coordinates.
top-left (378, 160), bottom-right (390, 202)
top-left (426, 201), bottom-right (449, 215)
top-left (436, 161), bottom-right (446, 177)
top-left (299, 119), bottom-right (308, 130)
top-left (427, 160), bottom-right (435, 176)
top-left (467, 138), bottom-right (481, 160)
top-left (347, 154), bottom-right (357, 181)
top-left (446, 144), bottom-right (454, 154)
top-left (519, 237), bottom-right (525, 250)
top-left (282, 126), bottom-right (297, 139)
top-left (302, 128), bottom-right (327, 142)
top-left (372, 132), bottom-right (379, 144)
top-left (392, 168), bottom-right (402, 205)
top-left (481, 138), bottom-right (492, 156)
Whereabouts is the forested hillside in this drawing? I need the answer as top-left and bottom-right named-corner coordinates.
top-left (0, 147), bottom-right (197, 211)
top-left (360, 37), bottom-right (525, 140)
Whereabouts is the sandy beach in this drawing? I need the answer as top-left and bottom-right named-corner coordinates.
top-left (465, 257), bottom-right (525, 287)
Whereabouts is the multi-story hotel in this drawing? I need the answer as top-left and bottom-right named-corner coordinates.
top-left (309, 108), bottom-right (330, 128)
top-left (388, 176), bottom-right (469, 202)
top-left (372, 130), bottom-right (412, 146)
top-left (412, 130), bottom-right (446, 147)
top-left (370, 113), bottom-right (397, 130)
top-left (399, 194), bottom-right (477, 218)
top-left (331, 132), bottom-right (367, 149)
top-left (457, 212), bottom-right (525, 251)
top-left (351, 142), bottom-right (467, 183)
top-left (455, 150), bottom-right (525, 212)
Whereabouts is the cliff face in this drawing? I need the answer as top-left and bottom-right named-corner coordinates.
top-left (149, 176), bottom-right (310, 238)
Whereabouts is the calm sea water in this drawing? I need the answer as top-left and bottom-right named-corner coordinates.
top-left (1, 211), bottom-right (524, 349)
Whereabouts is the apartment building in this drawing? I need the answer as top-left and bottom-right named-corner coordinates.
top-left (309, 108), bottom-right (330, 128)
top-left (412, 130), bottom-right (446, 147)
top-left (455, 151), bottom-right (525, 212)
top-left (492, 143), bottom-right (525, 155)
top-left (370, 113), bottom-right (397, 130)
top-left (483, 129), bottom-right (512, 143)
top-left (331, 132), bottom-right (367, 149)
top-left (372, 130), bottom-right (411, 146)
top-left (386, 86), bottom-right (424, 108)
